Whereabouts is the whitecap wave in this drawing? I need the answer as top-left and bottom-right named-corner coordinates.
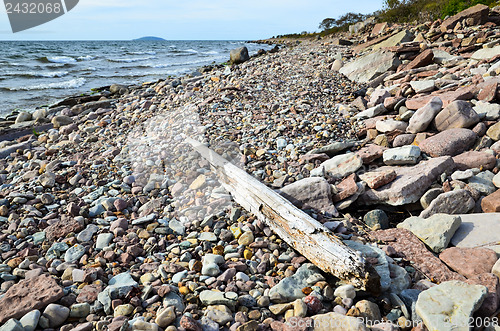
top-left (46, 56), bottom-right (77, 63)
top-left (6, 77), bottom-right (86, 91)
top-left (128, 51), bottom-right (157, 55)
top-left (108, 56), bottom-right (157, 63)
top-left (77, 55), bottom-right (96, 61)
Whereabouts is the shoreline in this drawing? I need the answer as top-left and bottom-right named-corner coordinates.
top-left (0, 41), bottom-right (276, 142)
top-left (0, 5), bottom-right (500, 330)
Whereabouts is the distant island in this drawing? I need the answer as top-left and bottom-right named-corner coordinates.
top-left (134, 36), bottom-right (165, 41)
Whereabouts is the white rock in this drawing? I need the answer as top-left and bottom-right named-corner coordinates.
top-left (416, 281), bottom-right (487, 331)
top-left (383, 145), bottom-right (421, 165)
top-left (410, 80), bottom-right (435, 93)
top-left (397, 214), bottom-right (462, 253)
top-left (334, 284), bottom-right (356, 299)
top-left (376, 119), bottom-right (408, 133)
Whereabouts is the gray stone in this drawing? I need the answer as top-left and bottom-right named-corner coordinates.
top-left (95, 233), bottom-right (114, 250)
top-left (42, 304), bottom-right (70, 328)
top-left (15, 112), bottom-right (32, 123)
top-left (278, 177), bottom-right (337, 216)
top-left (39, 172), bottom-right (56, 188)
top-left (310, 153), bottom-right (363, 179)
top-left (372, 30), bottom-right (414, 50)
top-left (410, 80), bottom-right (435, 94)
top-left (346, 240), bottom-right (391, 292)
top-left (307, 141), bottom-right (356, 156)
top-left (399, 289), bottom-right (422, 322)
top-left (383, 145), bottom-right (420, 166)
top-left (420, 187), bottom-right (444, 209)
top-left (77, 224), bottom-right (99, 243)
top-left (416, 281), bottom-right (487, 331)
top-left (360, 156), bottom-right (455, 206)
top-left (397, 214), bottom-right (462, 253)
top-left (363, 209), bottom-right (389, 230)
top-left (451, 213), bottom-right (500, 254)
top-left (51, 115), bottom-right (73, 128)
top-left (434, 100), bottom-right (479, 132)
top-left (468, 171), bottom-right (497, 195)
top-left (64, 244), bottom-right (86, 263)
top-left (198, 232), bottom-right (217, 241)
top-left (353, 104), bottom-right (386, 120)
top-left (168, 219), bottom-right (185, 235)
top-left (474, 101), bottom-right (500, 121)
top-left (230, 47), bottom-right (249, 64)
top-left (268, 264), bottom-right (325, 302)
top-left (389, 263), bottom-right (411, 294)
top-left (451, 169), bottom-right (474, 181)
top-left (0, 319), bottom-right (24, 331)
top-left (155, 306), bottom-right (175, 328)
top-left (97, 272), bottom-right (138, 314)
top-left (69, 303), bottom-right (90, 318)
top-left (419, 190), bottom-right (475, 218)
top-left (472, 45), bottom-right (500, 60)
top-left (407, 97), bottom-right (443, 133)
top-left (334, 284), bottom-right (356, 299)
top-left (162, 292), bottom-right (185, 312)
top-left (340, 50), bottom-right (401, 83)
top-left (205, 305), bottom-right (233, 325)
top-left (376, 119), bottom-right (408, 133)
top-left (199, 291), bottom-right (238, 309)
top-left (19, 310), bottom-right (40, 331)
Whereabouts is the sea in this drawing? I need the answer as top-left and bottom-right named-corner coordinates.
top-left (0, 40), bottom-right (272, 117)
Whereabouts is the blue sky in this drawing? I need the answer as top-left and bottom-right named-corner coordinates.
top-left (1, 0), bottom-right (383, 40)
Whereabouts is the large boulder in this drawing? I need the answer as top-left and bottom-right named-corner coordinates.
top-left (433, 100), bottom-right (479, 131)
top-left (416, 281), bottom-right (487, 330)
top-left (277, 177), bottom-right (338, 216)
top-left (359, 156), bottom-right (455, 206)
top-left (229, 47), bottom-right (249, 64)
top-left (407, 97), bottom-right (443, 133)
top-left (419, 190), bottom-right (475, 219)
top-left (440, 4), bottom-right (490, 32)
top-left (339, 50), bottom-right (401, 83)
top-left (371, 30), bottom-right (414, 50)
top-left (397, 214), bottom-right (462, 253)
top-left (419, 128), bottom-right (477, 157)
top-left (0, 275), bottom-right (64, 323)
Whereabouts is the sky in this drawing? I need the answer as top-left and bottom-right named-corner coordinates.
top-left (0, 0), bottom-right (384, 40)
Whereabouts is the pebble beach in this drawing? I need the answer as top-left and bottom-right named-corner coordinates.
top-left (1, 3), bottom-right (500, 331)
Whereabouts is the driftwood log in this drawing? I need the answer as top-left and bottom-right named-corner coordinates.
top-left (185, 137), bottom-right (380, 294)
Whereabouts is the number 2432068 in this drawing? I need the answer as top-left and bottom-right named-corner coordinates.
top-left (5, 2), bottom-right (62, 14)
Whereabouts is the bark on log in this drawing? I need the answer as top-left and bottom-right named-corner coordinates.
top-left (185, 137), bottom-right (380, 294)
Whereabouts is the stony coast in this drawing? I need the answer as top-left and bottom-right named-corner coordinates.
top-left (1, 4), bottom-right (500, 331)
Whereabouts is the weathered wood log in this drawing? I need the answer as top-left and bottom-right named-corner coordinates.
top-left (185, 137), bottom-right (381, 293)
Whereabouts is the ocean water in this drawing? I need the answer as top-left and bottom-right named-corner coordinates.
top-left (0, 40), bottom-right (272, 117)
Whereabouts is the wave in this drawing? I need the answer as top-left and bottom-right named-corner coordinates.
top-left (38, 56), bottom-right (77, 64)
top-left (77, 55), bottom-right (96, 61)
top-left (3, 77), bottom-right (86, 91)
top-left (182, 49), bottom-right (198, 53)
top-left (202, 51), bottom-right (218, 55)
top-left (5, 71), bottom-right (69, 78)
top-left (108, 56), bottom-right (157, 63)
top-left (127, 51), bottom-right (156, 55)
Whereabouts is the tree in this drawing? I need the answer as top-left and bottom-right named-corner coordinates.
top-left (319, 18), bottom-right (337, 31)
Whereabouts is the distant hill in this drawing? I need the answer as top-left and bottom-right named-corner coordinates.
top-left (134, 36), bottom-right (166, 41)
